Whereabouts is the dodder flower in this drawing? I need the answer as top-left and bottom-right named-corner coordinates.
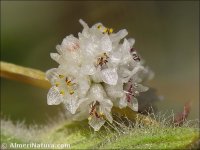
top-left (46, 19), bottom-right (152, 131)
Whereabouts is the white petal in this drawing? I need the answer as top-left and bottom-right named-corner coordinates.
top-left (72, 110), bottom-right (88, 121)
top-left (124, 66), bottom-right (144, 82)
top-left (122, 39), bottom-right (131, 51)
top-left (118, 67), bottom-right (132, 82)
top-left (46, 68), bottom-right (59, 84)
top-left (134, 84), bottom-right (149, 93)
top-left (79, 19), bottom-right (89, 29)
top-left (109, 52), bottom-right (121, 66)
top-left (139, 66), bottom-right (155, 81)
top-left (119, 39), bottom-right (132, 64)
top-left (47, 86), bottom-right (63, 105)
top-left (78, 77), bottom-right (91, 98)
top-left (56, 45), bottom-right (64, 55)
top-left (100, 68), bottom-right (118, 85)
top-left (89, 117), bottom-right (105, 131)
top-left (131, 66), bottom-right (144, 75)
top-left (118, 29), bottom-right (128, 38)
top-left (63, 96), bottom-right (85, 114)
top-left (101, 34), bottom-right (112, 52)
top-left (104, 83), bottom-right (124, 99)
top-left (91, 71), bottom-right (103, 83)
top-left (89, 84), bottom-right (105, 101)
top-left (110, 29), bottom-right (128, 42)
top-left (105, 113), bottom-right (113, 123)
top-left (99, 99), bottom-right (113, 123)
top-left (84, 41), bottom-right (97, 56)
top-left (81, 63), bottom-right (96, 75)
top-left (128, 38), bottom-right (135, 47)
top-left (50, 53), bottom-right (61, 64)
top-left (100, 99), bottom-right (113, 110)
top-left (60, 63), bottom-right (79, 76)
top-left (119, 94), bottom-right (127, 108)
top-left (61, 35), bottom-right (79, 51)
top-left (128, 97), bottom-right (138, 112)
top-left (79, 19), bottom-right (90, 38)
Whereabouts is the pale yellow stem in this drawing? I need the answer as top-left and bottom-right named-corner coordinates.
top-left (0, 61), bottom-right (50, 89)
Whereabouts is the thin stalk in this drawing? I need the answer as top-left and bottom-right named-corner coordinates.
top-left (0, 61), bottom-right (50, 89)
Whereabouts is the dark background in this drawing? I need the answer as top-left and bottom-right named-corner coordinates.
top-left (1, 1), bottom-right (199, 124)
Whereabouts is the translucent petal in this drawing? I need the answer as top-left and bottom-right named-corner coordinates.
top-left (78, 77), bottom-right (91, 98)
top-left (92, 23), bottom-right (105, 32)
top-left (101, 34), bottom-right (112, 52)
top-left (56, 45), bottom-right (64, 55)
top-left (100, 68), bottom-right (118, 85)
top-left (119, 39), bottom-right (132, 64)
top-left (110, 29), bottom-right (128, 42)
top-left (129, 73), bottom-right (142, 83)
top-left (62, 64), bottom-right (79, 76)
top-left (146, 68), bottom-right (155, 80)
top-left (128, 38), bottom-right (135, 47)
top-left (109, 52), bottom-right (121, 66)
top-left (47, 86), bottom-right (63, 105)
top-left (100, 99), bottom-right (113, 109)
top-left (61, 35), bottom-right (79, 51)
top-left (63, 96), bottom-right (84, 114)
top-left (84, 41), bottom-right (97, 56)
top-left (119, 94), bottom-right (127, 108)
top-left (81, 63), bottom-right (96, 75)
top-left (66, 51), bottom-right (81, 65)
top-left (46, 68), bottom-right (59, 84)
top-left (134, 83), bottom-right (149, 92)
top-left (122, 39), bottom-right (131, 51)
top-left (72, 110), bottom-right (88, 121)
top-left (99, 99), bottom-right (113, 123)
top-left (128, 97), bottom-right (138, 112)
top-left (118, 67), bottom-right (132, 83)
top-left (89, 84), bottom-right (105, 101)
top-left (128, 66), bottom-right (144, 81)
top-left (121, 55), bottom-right (132, 65)
top-left (138, 66), bottom-right (155, 81)
top-left (89, 117), bottom-right (105, 131)
top-left (91, 72), bottom-right (103, 83)
top-left (50, 53), bottom-right (61, 64)
top-left (105, 112), bottom-right (113, 123)
top-left (105, 83), bottom-right (124, 99)
top-left (79, 19), bottom-right (89, 29)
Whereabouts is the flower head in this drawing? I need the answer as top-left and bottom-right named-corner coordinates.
top-left (46, 19), bottom-right (153, 131)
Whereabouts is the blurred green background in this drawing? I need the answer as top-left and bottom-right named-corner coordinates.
top-left (1, 1), bottom-right (199, 125)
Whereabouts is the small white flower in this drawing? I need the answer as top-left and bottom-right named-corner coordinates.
top-left (46, 67), bottom-right (91, 114)
top-left (87, 84), bottom-right (113, 131)
top-left (46, 19), bottom-right (153, 131)
top-left (119, 81), bottom-right (149, 111)
top-left (88, 100), bottom-right (113, 131)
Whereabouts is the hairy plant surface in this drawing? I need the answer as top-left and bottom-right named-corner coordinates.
top-left (1, 116), bottom-right (199, 149)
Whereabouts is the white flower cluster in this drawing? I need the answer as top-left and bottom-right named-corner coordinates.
top-left (46, 19), bottom-right (152, 131)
